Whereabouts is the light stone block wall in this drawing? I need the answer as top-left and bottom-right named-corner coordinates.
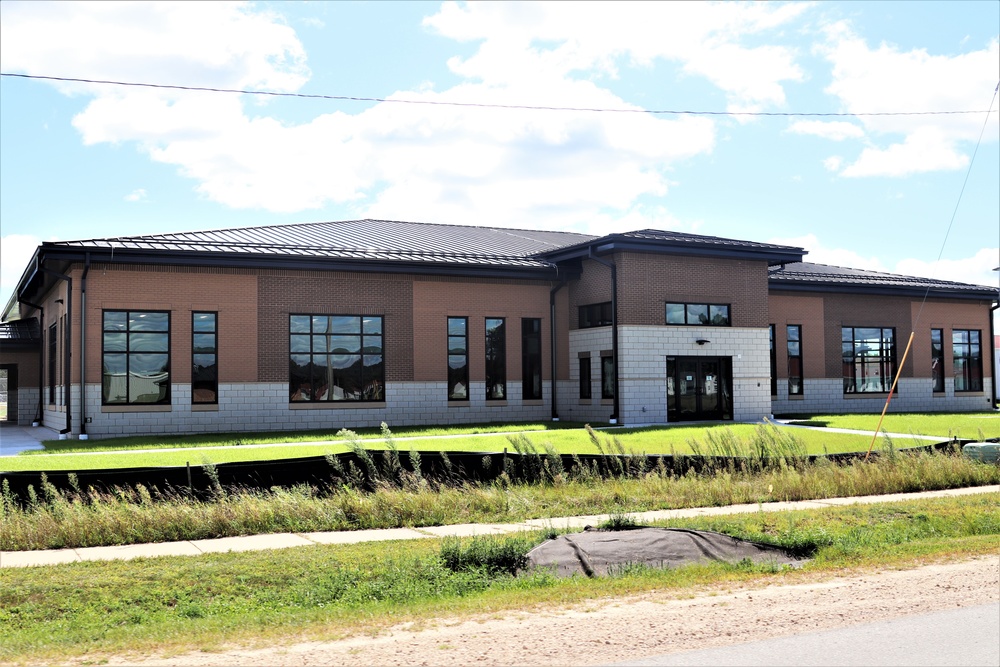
top-left (771, 378), bottom-right (995, 415)
top-left (15, 387), bottom-right (40, 426)
top-left (559, 325), bottom-right (772, 426)
top-left (76, 381), bottom-right (552, 439)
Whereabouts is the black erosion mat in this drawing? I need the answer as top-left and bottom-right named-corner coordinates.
top-left (525, 527), bottom-right (808, 578)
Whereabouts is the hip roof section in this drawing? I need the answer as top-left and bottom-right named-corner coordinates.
top-left (769, 262), bottom-right (999, 300)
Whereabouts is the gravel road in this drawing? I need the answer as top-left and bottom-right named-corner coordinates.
top-left (101, 556), bottom-right (999, 667)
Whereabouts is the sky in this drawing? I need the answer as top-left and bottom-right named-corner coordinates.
top-left (1, 1), bottom-right (998, 315)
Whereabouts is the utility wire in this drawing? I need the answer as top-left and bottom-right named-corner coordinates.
top-left (2, 72), bottom-right (997, 117)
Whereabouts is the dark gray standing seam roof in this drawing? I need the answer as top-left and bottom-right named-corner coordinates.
top-left (48, 219), bottom-right (598, 269)
top-left (769, 262), bottom-right (999, 299)
top-left (0, 318), bottom-right (41, 344)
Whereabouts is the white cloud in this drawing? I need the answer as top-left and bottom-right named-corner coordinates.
top-left (788, 120), bottom-right (864, 141)
top-left (767, 233), bottom-right (889, 271)
top-left (839, 127), bottom-right (969, 178)
top-left (0, 234), bottom-right (47, 312)
top-left (817, 22), bottom-right (999, 177)
top-left (124, 188), bottom-right (147, 202)
top-left (822, 156), bottom-right (843, 172)
top-left (896, 248), bottom-right (1000, 290)
top-left (768, 234), bottom-right (1000, 292)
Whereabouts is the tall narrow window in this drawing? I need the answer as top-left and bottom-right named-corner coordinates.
top-left (485, 318), bottom-right (506, 400)
top-left (289, 314), bottom-right (384, 402)
top-left (447, 317), bottom-right (468, 400)
top-left (842, 327), bottom-right (896, 394)
top-left (953, 329), bottom-right (982, 392)
top-left (192, 312), bottom-right (218, 404)
top-left (102, 311), bottom-right (171, 405)
top-left (601, 353), bottom-right (615, 399)
top-left (931, 328), bottom-right (944, 392)
top-left (769, 324), bottom-right (777, 396)
top-left (521, 318), bottom-right (542, 400)
top-left (47, 322), bottom-right (57, 404)
top-left (787, 325), bottom-right (803, 395)
top-left (579, 355), bottom-right (592, 399)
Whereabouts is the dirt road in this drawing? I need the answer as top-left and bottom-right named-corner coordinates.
top-left (103, 556), bottom-right (999, 667)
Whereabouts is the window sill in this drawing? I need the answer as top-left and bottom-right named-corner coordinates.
top-left (954, 391), bottom-right (985, 396)
top-left (601, 398), bottom-right (614, 406)
top-left (578, 398), bottom-right (593, 405)
top-left (842, 393), bottom-right (894, 399)
top-left (448, 400), bottom-right (471, 407)
top-left (289, 402), bottom-right (387, 410)
top-left (787, 395), bottom-right (805, 400)
top-left (102, 404), bottom-right (172, 413)
top-left (191, 404), bottom-right (219, 412)
top-left (485, 400), bottom-right (508, 407)
top-left (522, 399), bottom-right (544, 406)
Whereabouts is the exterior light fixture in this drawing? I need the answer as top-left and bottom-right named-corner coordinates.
top-left (695, 339), bottom-right (710, 345)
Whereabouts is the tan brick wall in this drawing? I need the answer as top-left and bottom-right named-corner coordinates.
top-left (569, 252), bottom-right (771, 329)
top-left (412, 277), bottom-right (553, 383)
top-left (258, 271), bottom-right (413, 382)
top-left (82, 264), bottom-right (259, 384)
top-left (909, 298), bottom-right (993, 381)
top-left (768, 294), bottom-right (826, 380)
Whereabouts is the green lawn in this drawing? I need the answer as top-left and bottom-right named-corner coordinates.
top-left (2, 494), bottom-right (997, 663)
top-left (0, 423), bottom-right (932, 472)
top-left (782, 412), bottom-right (999, 440)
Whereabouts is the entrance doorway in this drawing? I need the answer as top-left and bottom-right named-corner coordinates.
top-left (666, 356), bottom-right (732, 421)
top-left (0, 365), bottom-right (14, 423)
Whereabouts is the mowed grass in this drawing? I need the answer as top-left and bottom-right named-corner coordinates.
top-left (782, 412), bottom-right (999, 440)
top-left (2, 494), bottom-right (997, 664)
top-left (0, 423), bottom-right (930, 472)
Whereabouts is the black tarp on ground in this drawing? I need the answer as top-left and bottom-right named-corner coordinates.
top-left (525, 527), bottom-right (807, 578)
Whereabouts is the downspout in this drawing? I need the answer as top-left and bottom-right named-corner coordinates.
top-left (991, 301), bottom-right (998, 409)
top-left (41, 266), bottom-right (72, 436)
top-left (587, 247), bottom-right (620, 424)
top-left (79, 255), bottom-right (91, 439)
top-left (549, 277), bottom-right (567, 421)
top-left (19, 297), bottom-right (44, 425)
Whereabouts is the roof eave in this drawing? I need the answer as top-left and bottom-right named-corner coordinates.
top-left (769, 280), bottom-right (999, 301)
top-left (542, 237), bottom-right (805, 266)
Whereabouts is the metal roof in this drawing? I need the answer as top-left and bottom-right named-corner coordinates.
top-left (0, 318), bottom-right (41, 342)
top-left (769, 262), bottom-right (999, 299)
top-left (49, 219), bottom-right (597, 269)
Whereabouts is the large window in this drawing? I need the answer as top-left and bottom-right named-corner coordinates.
top-left (953, 329), bottom-right (982, 392)
top-left (447, 317), bottom-right (468, 400)
top-left (787, 324), bottom-right (803, 396)
top-left (601, 354), bottom-right (615, 399)
top-left (289, 315), bottom-right (384, 402)
top-left (666, 303), bottom-right (731, 326)
top-left (521, 318), bottom-right (542, 400)
top-left (579, 355), bottom-right (592, 399)
top-left (102, 311), bottom-right (171, 405)
top-left (931, 328), bottom-right (944, 392)
top-left (579, 302), bottom-right (612, 328)
top-left (842, 327), bottom-right (896, 394)
top-left (47, 322), bottom-right (57, 404)
top-left (192, 312), bottom-right (218, 404)
top-left (485, 317), bottom-right (506, 400)
top-left (769, 324), bottom-right (777, 396)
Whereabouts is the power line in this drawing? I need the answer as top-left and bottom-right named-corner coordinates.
top-left (2, 72), bottom-right (996, 118)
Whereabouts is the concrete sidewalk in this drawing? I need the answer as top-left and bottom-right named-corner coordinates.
top-left (3, 485), bottom-right (996, 569)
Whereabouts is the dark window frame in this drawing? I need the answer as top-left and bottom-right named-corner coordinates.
top-left (665, 302), bottom-right (731, 326)
top-left (842, 326), bottom-right (897, 394)
top-left (192, 312), bottom-right (218, 404)
top-left (47, 322), bottom-right (57, 404)
top-left (952, 329), bottom-right (983, 392)
top-left (447, 316), bottom-right (469, 401)
top-left (101, 310), bottom-right (172, 406)
top-left (787, 324), bottom-right (803, 396)
top-left (485, 317), bottom-right (506, 400)
top-left (579, 355), bottom-right (592, 399)
top-left (521, 318), bottom-right (542, 400)
top-left (601, 354), bottom-right (615, 400)
top-left (769, 324), bottom-right (777, 396)
top-left (288, 314), bottom-right (384, 403)
top-left (931, 328), bottom-right (945, 392)
top-left (579, 302), bottom-right (613, 329)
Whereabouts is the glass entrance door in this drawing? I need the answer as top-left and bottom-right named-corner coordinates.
top-left (666, 356), bottom-right (732, 422)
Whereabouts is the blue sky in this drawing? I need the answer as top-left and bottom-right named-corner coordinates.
top-left (1, 1), bottom-right (998, 313)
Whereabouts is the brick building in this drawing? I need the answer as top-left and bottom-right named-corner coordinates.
top-left (1, 220), bottom-right (995, 438)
